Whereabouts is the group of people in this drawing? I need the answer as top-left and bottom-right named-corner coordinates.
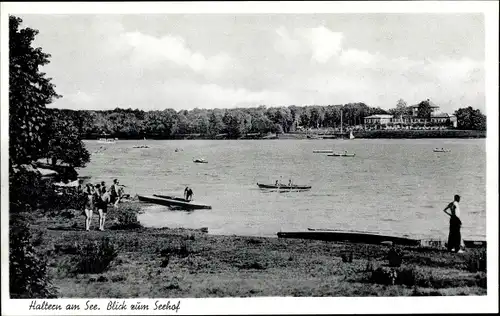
top-left (79, 179), bottom-right (125, 231)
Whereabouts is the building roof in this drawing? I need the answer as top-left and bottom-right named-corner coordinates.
top-left (364, 114), bottom-right (393, 119)
top-left (410, 99), bottom-right (439, 108)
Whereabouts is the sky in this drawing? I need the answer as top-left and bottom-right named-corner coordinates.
top-left (18, 14), bottom-right (485, 113)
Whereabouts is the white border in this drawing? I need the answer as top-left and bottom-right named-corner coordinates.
top-left (1, 1), bottom-right (498, 315)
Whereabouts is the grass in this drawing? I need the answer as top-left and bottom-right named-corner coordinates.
top-left (24, 203), bottom-right (487, 298)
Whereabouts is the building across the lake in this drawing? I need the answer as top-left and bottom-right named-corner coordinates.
top-left (363, 99), bottom-right (457, 128)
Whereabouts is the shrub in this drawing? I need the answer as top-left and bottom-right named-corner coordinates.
top-left (74, 238), bottom-right (119, 274)
top-left (9, 217), bottom-right (58, 298)
top-left (467, 250), bottom-right (486, 272)
top-left (387, 247), bottom-right (403, 267)
top-left (160, 241), bottom-right (192, 258)
top-left (110, 203), bottom-right (143, 229)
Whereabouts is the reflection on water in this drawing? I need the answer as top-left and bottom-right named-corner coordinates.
top-left (79, 138), bottom-right (486, 239)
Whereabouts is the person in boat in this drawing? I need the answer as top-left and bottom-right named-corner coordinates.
top-left (184, 186), bottom-right (194, 201)
top-left (288, 179), bottom-right (293, 187)
top-left (84, 184), bottom-right (96, 231)
top-left (443, 194), bottom-right (463, 253)
top-left (275, 180), bottom-right (279, 186)
top-left (344, 150), bottom-right (348, 155)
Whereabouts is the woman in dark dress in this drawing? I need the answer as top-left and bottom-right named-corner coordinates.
top-left (443, 194), bottom-right (462, 253)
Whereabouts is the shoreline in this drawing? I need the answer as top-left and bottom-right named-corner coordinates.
top-left (22, 204), bottom-right (487, 298)
top-left (84, 129), bottom-right (486, 141)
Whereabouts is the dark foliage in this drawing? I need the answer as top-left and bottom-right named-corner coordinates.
top-left (9, 217), bottom-right (58, 298)
top-left (74, 238), bottom-right (119, 274)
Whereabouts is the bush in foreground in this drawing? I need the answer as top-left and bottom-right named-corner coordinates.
top-left (109, 203), bottom-right (143, 230)
top-left (9, 217), bottom-right (58, 298)
top-left (74, 238), bottom-right (118, 274)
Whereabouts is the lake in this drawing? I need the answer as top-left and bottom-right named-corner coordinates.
top-left (79, 138), bottom-right (486, 240)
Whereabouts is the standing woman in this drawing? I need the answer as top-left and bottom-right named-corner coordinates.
top-left (443, 194), bottom-right (463, 253)
top-left (98, 187), bottom-right (111, 231)
top-left (84, 184), bottom-right (95, 231)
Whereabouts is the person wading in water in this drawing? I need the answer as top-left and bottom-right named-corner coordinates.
top-left (443, 194), bottom-right (463, 253)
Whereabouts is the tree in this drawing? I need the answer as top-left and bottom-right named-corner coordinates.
top-left (394, 98), bottom-right (408, 118)
top-left (455, 106), bottom-right (486, 131)
top-left (9, 15), bottom-right (61, 166)
top-left (46, 111), bottom-right (91, 167)
top-left (417, 99), bottom-right (432, 120)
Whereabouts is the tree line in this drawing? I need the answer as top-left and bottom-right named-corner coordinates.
top-left (49, 99), bottom-right (486, 140)
top-left (50, 103), bottom-right (393, 140)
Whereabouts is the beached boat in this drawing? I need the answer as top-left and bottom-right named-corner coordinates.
top-left (257, 183), bottom-right (312, 190)
top-left (433, 148), bottom-right (451, 153)
top-left (138, 195), bottom-right (212, 210)
top-left (153, 194), bottom-right (190, 202)
top-left (193, 158), bottom-right (208, 163)
top-left (328, 153), bottom-right (356, 157)
top-left (277, 230), bottom-right (420, 246)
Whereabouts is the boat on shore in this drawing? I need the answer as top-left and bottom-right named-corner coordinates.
top-left (138, 195), bottom-right (212, 210)
top-left (277, 230), bottom-right (421, 246)
top-left (303, 228), bottom-right (486, 249)
top-left (328, 153), bottom-right (356, 157)
top-left (257, 183), bottom-right (312, 190)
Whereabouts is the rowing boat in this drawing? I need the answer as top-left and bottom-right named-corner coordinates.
top-left (313, 150), bottom-right (334, 153)
top-left (193, 159), bottom-right (208, 163)
top-left (277, 230), bottom-right (421, 246)
top-left (433, 149), bottom-right (451, 153)
top-left (328, 153), bottom-right (356, 157)
top-left (257, 183), bottom-right (312, 190)
top-left (138, 195), bottom-right (212, 210)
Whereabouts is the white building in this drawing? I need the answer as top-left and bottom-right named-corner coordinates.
top-left (363, 114), bottom-right (393, 125)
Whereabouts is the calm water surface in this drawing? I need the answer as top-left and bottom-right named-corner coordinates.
top-left (80, 139), bottom-right (486, 240)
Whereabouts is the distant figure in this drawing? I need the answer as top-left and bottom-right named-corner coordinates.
top-left (84, 184), bottom-right (96, 231)
top-left (443, 194), bottom-right (463, 253)
top-left (184, 186), bottom-right (194, 201)
top-left (288, 179), bottom-right (292, 187)
top-left (344, 150), bottom-right (348, 155)
top-left (275, 180), bottom-right (279, 186)
top-left (100, 181), bottom-right (106, 194)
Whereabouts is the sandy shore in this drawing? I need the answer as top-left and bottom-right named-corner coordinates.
top-left (22, 204), bottom-right (486, 298)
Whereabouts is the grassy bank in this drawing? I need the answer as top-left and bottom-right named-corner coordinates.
top-left (21, 203), bottom-right (486, 298)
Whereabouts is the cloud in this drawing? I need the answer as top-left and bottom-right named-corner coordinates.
top-left (120, 31), bottom-right (233, 77)
top-left (305, 26), bottom-right (343, 63)
top-left (274, 25), bottom-right (343, 63)
top-left (339, 49), bottom-right (378, 66)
